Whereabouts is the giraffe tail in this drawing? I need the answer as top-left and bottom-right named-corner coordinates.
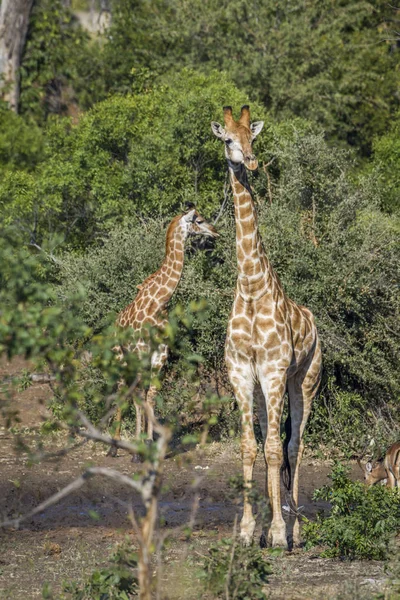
top-left (281, 405), bottom-right (292, 491)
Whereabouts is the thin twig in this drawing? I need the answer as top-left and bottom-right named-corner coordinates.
top-left (28, 243), bottom-right (62, 265)
top-left (262, 157), bottom-right (276, 205)
top-left (214, 172), bottom-right (231, 225)
top-left (76, 410), bottom-right (139, 455)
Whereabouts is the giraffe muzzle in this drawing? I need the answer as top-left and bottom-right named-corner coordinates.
top-left (201, 223), bottom-right (219, 238)
top-left (244, 155), bottom-right (258, 171)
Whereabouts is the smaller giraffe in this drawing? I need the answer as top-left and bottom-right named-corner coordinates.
top-left (108, 207), bottom-right (218, 458)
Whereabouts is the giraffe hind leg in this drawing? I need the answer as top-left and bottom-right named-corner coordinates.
top-left (286, 347), bottom-right (321, 547)
top-left (254, 385), bottom-right (271, 548)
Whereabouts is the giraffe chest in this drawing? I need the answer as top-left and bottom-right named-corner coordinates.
top-left (226, 295), bottom-right (292, 366)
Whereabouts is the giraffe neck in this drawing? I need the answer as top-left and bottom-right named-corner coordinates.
top-left (229, 163), bottom-right (273, 300)
top-left (153, 226), bottom-right (186, 306)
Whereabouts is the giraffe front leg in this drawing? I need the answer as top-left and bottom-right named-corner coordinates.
top-left (230, 365), bottom-right (257, 546)
top-left (259, 371), bottom-right (287, 548)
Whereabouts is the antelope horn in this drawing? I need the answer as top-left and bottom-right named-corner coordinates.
top-left (239, 104), bottom-right (251, 127)
top-left (223, 105), bottom-right (234, 126)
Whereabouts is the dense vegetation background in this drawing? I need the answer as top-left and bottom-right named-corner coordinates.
top-left (1, 0), bottom-right (399, 454)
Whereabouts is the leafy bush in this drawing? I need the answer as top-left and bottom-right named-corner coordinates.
top-left (369, 112), bottom-right (400, 213)
top-left (201, 535), bottom-right (271, 599)
top-left (20, 0), bottom-right (89, 123)
top-left (303, 462), bottom-right (400, 560)
top-left (6, 69), bottom-right (265, 246)
top-left (71, 0), bottom-right (400, 155)
top-left (60, 540), bottom-right (139, 600)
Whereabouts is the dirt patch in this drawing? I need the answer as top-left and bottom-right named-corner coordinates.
top-left (0, 358), bottom-right (391, 599)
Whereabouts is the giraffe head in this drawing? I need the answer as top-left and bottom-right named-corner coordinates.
top-left (211, 105), bottom-right (264, 171)
top-left (168, 206), bottom-right (218, 243)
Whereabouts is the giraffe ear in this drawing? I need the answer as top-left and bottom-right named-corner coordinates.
top-left (250, 121), bottom-right (264, 139)
top-left (184, 208), bottom-right (196, 222)
top-left (211, 121), bottom-right (226, 139)
top-left (366, 462), bottom-right (373, 473)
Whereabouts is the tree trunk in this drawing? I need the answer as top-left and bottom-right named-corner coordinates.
top-left (0, 0), bottom-right (35, 112)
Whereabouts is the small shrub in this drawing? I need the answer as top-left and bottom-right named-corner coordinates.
top-left (59, 540), bottom-right (139, 599)
top-left (303, 462), bottom-right (400, 560)
top-left (201, 533), bottom-right (271, 599)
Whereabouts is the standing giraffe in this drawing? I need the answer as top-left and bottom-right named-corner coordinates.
top-left (211, 106), bottom-right (322, 548)
top-left (108, 207), bottom-right (218, 458)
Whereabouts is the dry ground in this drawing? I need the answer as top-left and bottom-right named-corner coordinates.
top-left (0, 358), bottom-right (393, 599)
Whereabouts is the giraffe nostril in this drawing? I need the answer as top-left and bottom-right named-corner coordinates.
top-left (244, 155), bottom-right (258, 170)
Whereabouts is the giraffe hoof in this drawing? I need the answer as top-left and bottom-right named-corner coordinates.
top-left (240, 532), bottom-right (253, 547)
top-left (107, 445), bottom-right (118, 458)
top-left (268, 526), bottom-right (288, 549)
top-left (270, 534), bottom-right (288, 549)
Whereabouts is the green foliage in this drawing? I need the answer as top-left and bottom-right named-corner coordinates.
top-left (369, 112), bottom-right (400, 212)
top-left (19, 0), bottom-right (89, 122)
top-left (201, 534), bottom-right (270, 599)
top-left (0, 231), bottom-right (89, 364)
top-left (81, 0), bottom-right (400, 154)
top-left (17, 0), bottom-right (400, 156)
top-left (303, 462), bottom-right (400, 560)
top-left (60, 540), bottom-right (139, 600)
top-left (7, 70), bottom-right (259, 246)
top-left (0, 104), bottom-right (44, 172)
top-left (306, 387), bottom-right (374, 456)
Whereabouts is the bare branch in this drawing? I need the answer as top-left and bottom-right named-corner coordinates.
top-left (76, 410), bottom-right (139, 455)
top-left (28, 243), bottom-right (62, 265)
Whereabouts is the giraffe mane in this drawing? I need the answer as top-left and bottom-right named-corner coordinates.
top-left (134, 215), bottom-right (183, 293)
top-left (165, 214), bottom-right (183, 251)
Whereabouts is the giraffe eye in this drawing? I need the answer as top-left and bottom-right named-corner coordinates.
top-left (225, 138), bottom-right (233, 145)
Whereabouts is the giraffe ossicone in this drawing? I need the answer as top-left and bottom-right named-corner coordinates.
top-left (108, 207), bottom-right (218, 460)
top-left (212, 105), bottom-right (322, 548)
